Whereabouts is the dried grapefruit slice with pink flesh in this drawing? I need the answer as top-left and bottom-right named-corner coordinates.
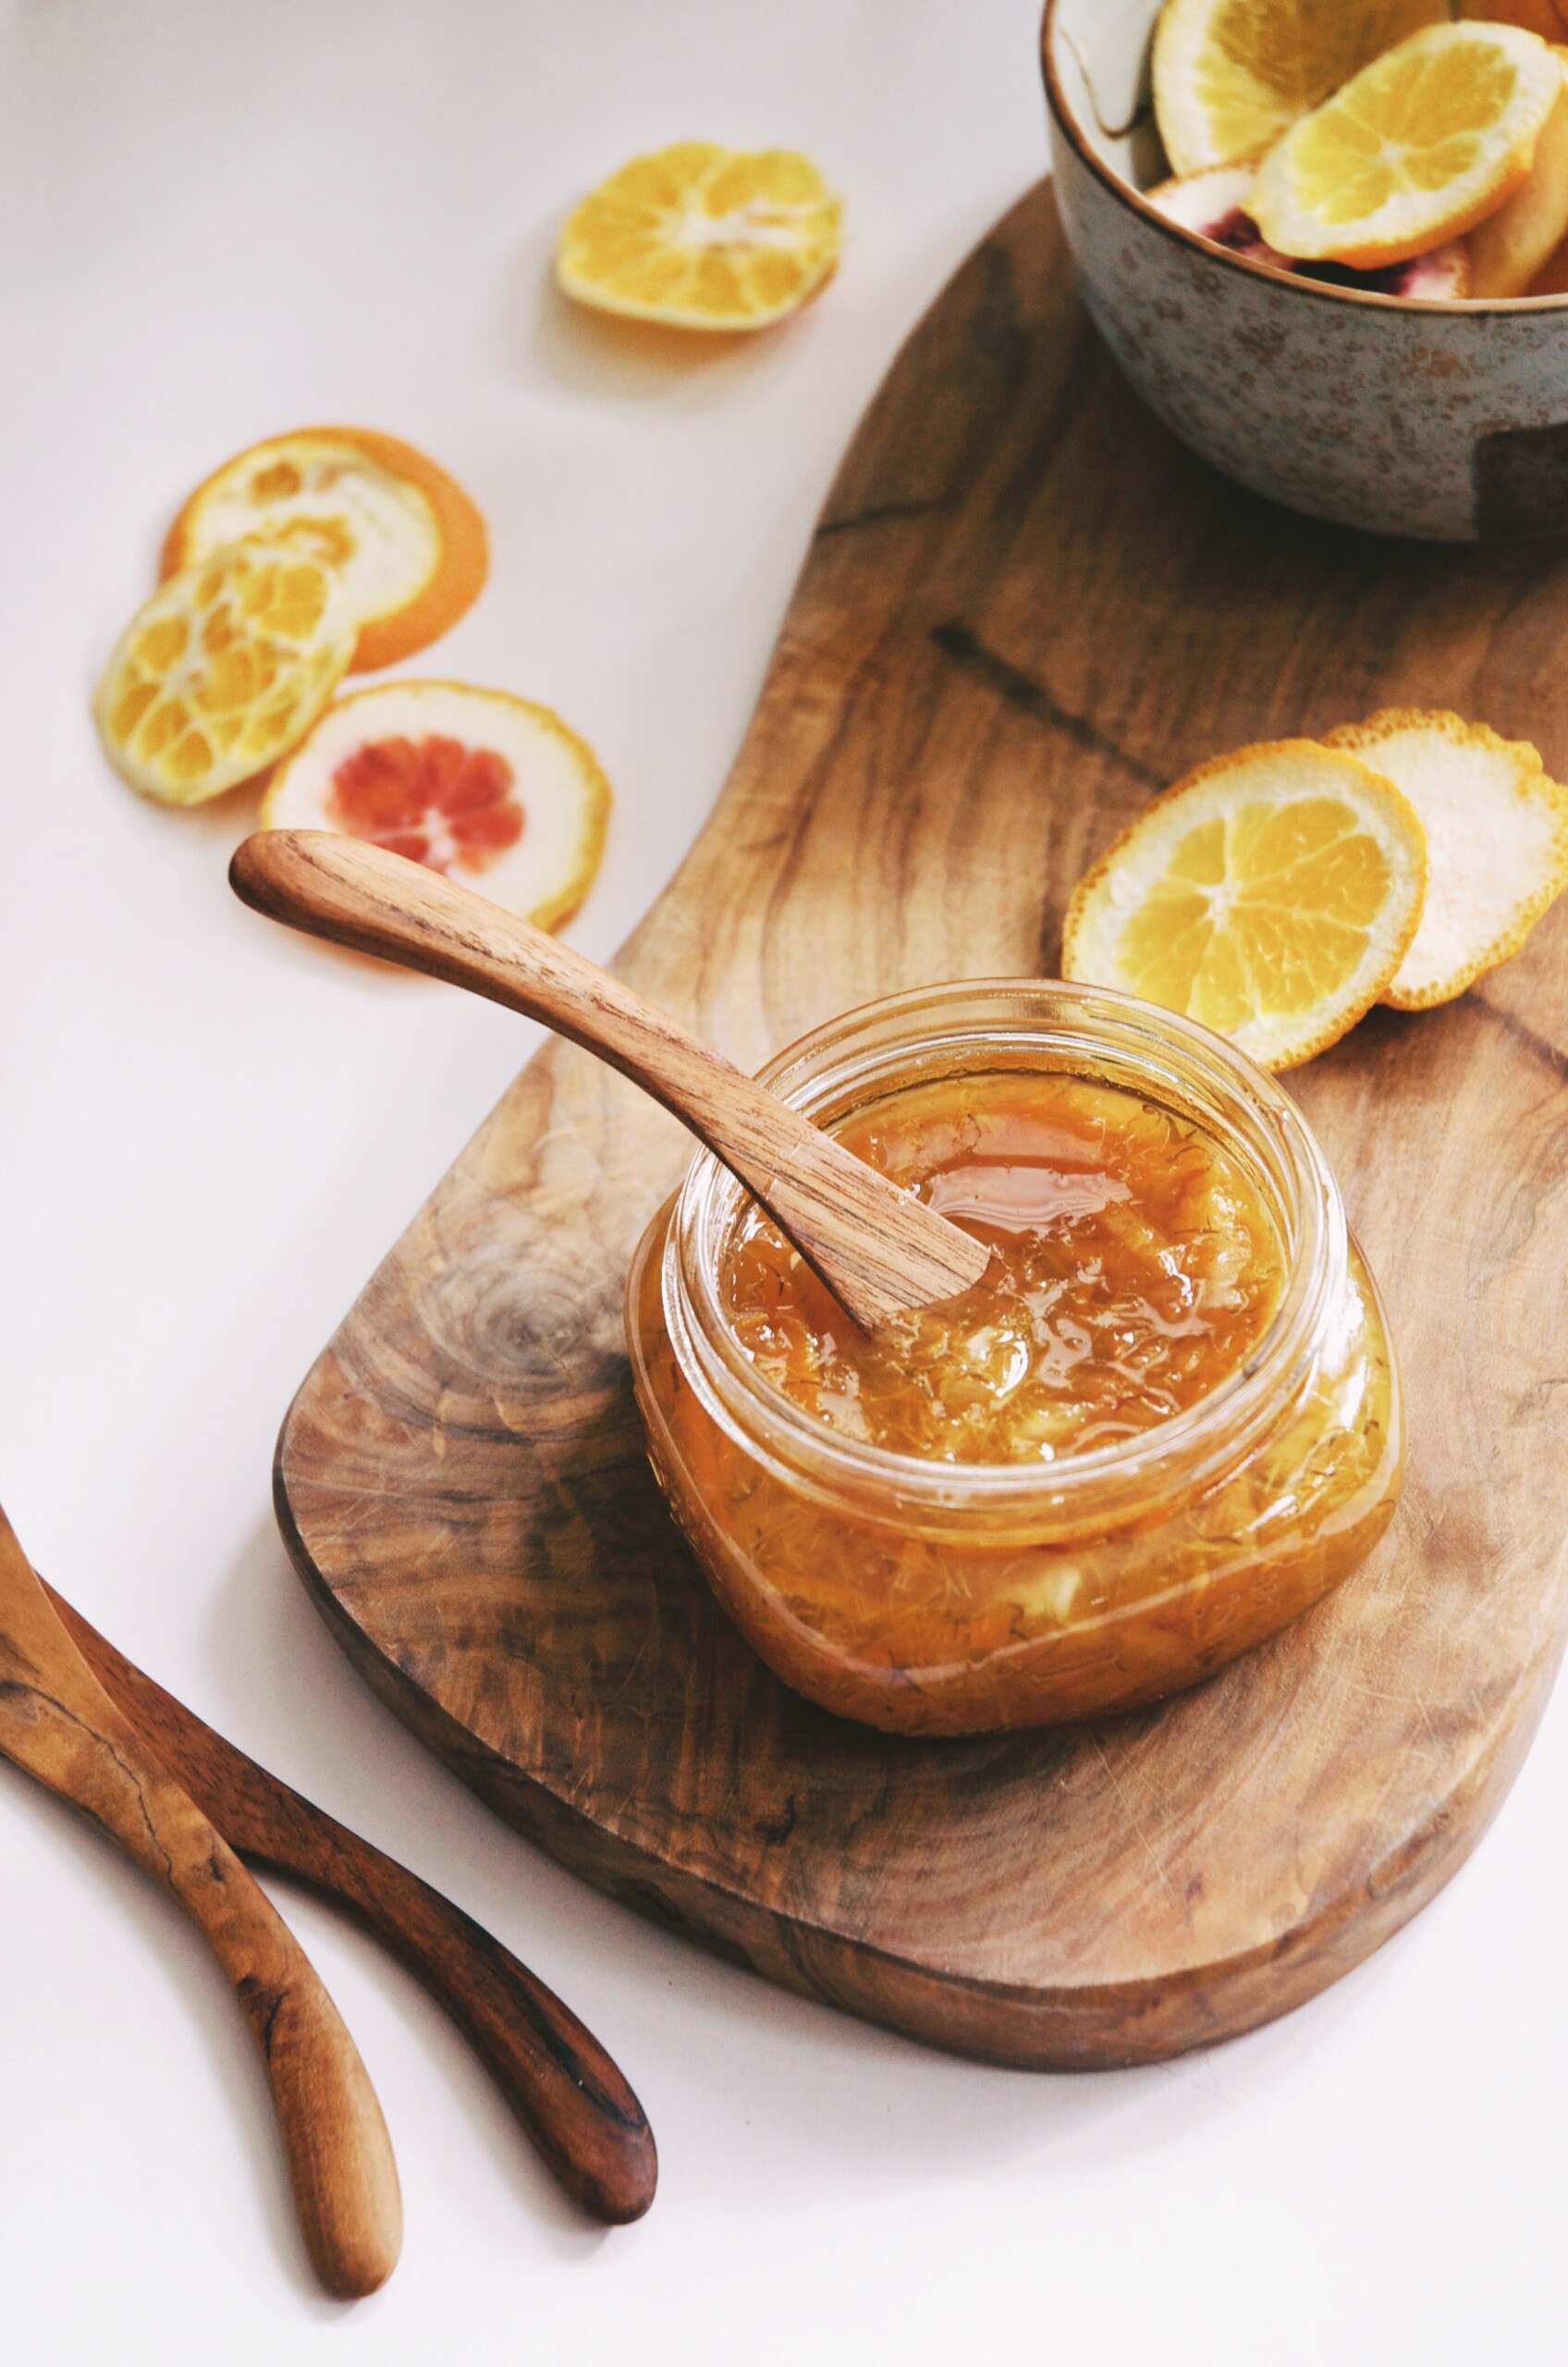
top-left (95, 539), bottom-right (356, 805)
top-left (1321, 710), bottom-right (1568, 1007)
top-left (259, 681), bottom-right (611, 931)
top-left (162, 427), bottom-right (488, 673)
top-left (1147, 162), bottom-right (1263, 237)
top-left (1141, 162), bottom-right (1477, 288)
top-left (1061, 741), bottom-right (1427, 1071)
top-left (1146, 163), bottom-right (1473, 288)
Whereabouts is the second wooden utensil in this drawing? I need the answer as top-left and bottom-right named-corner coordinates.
top-left (43, 1579), bottom-right (656, 2226)
top-left (0, 1503), bottom-right (401, 2298)
top-left (228, 828), bottom-right (989, 1330)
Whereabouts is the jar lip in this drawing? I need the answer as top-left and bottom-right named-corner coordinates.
top-left (666, 980), bottom-right (1346, 1515)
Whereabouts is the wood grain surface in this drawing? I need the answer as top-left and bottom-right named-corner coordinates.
top-left (273, 182), bottom-right (1568, 2068)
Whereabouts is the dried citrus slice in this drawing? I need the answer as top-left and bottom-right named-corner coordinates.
top-left (557, 141), bottom-right (841, 330)
top-left (161, 427), bottom-right (488, 673)
top-left (1061, 742), bottom-right (1427, 1070)
top-left (1321, 710), bottom-right (1568, 1006)
top-left (259, 681), bottom-right (611, 930)
top-left (1250, 21), bottom-right (1562, 268)
top-left (1152, 0), bottom-right (1447, 175)
top-left (95, 540), bottom-right (356, 805)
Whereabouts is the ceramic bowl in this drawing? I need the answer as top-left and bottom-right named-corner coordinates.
top-left (1042, 0), bottom-right (1568, 540)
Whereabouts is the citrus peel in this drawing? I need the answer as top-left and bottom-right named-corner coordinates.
top-left (161, 427), bottom-right (488, 673)
top-left (556, 141), bottom-right (841, 330)
top-left (1466, 43), bottom-right (1568, 291)
top-left (1321, 709), bottom-right (1568, 1006)
top-left (94, 539), bottom-right (356, 805)
top-left (259, 680), bottom-right (611, 931)
top-left (1060, 741), bottom-right (1427, 1070)
top-left (1146, 160), bottom-right (1264, 237)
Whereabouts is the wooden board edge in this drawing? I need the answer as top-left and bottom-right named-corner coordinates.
top-left (273, 1431), bottom-right (1564, 2071)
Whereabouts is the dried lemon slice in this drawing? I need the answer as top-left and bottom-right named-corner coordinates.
top-left (1152, 0), bottom-right (1447, 175)
top-left (162, 427), bottom-right (488, 673)
top-left (1250, 21), bottom-right (1563, 267)
top-left (557, 141), bottom-right (841, 330)
top-left (1061, 742), bottom-right (1427, 1070)
top-left (259, 681), bottom-right (611, 931)
top-left (95, 540), bottom-right (356, 805)
top-left (1321, 710), bottom-right (1568, 1006)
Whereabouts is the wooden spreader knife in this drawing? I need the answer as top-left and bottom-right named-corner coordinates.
top-left (230, 829), bottom-right (991, 1330)
top-left (0, 1504), bottom-right (655, 2288)
top-left (0, 1502), bottom-right (402, 2297)
top-left (43, 1578), bottom-right (657, 2228)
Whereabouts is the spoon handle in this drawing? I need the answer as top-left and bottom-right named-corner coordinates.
top-left (0, 1508), bottom-right (401, 2298)
top-left (45, 1581), bottom-right (656, 2226)
top-left (229, 830), bottom-right (988, 1330)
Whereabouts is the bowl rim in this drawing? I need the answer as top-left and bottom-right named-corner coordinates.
top-left (1040, 0), bottom-right (1568, 319)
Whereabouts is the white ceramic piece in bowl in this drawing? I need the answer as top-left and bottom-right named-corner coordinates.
top-left (1042, 0), bottom-right (1568, 541)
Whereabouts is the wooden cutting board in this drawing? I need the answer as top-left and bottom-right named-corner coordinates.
top-left (276, 183), bottom-right (1568, 2068)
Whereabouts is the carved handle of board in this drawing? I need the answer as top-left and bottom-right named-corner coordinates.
top-left (0, 1507), bottom-right (402, 2299)
top-left (230, 830), bottom-right (988, 1328)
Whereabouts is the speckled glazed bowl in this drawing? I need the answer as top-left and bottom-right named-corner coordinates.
top-left (1043, 0), bottom-right (1568, 540)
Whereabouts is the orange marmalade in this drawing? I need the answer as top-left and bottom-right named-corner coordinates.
top-left (628, 983), bottom-right (1403, 1736)
top-left (721, 1073), bottom-right (1284, 1466)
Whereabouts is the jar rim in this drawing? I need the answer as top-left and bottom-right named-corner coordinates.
top-left (662, 980), bottom-right (1346, 1523)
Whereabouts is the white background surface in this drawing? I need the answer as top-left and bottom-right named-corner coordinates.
top-left (1, 3), bottom-right (1565, 2360)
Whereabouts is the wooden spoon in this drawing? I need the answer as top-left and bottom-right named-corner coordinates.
top-left (229, 830), bottom-right (989, 1331)
top-left (0, 1504), bottom-right (402, 2299)
top-left (43, 1578), bottom-right (656, 2226)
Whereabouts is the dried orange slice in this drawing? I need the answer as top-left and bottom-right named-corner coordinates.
top-left (1061, 742), bottom-right (1427, 1070)
top-left (1152, 0), bottom-right (1447, 175)
top-left (1321, 710), bottom-right (1568, 1006)
top-left (161, 427), bottom-right (488, 674)
top-left (259, 681), bottom-right (611, 930)
top-left (95, 540), bottom-right (356, 805)
top-left (1250, 21), bottom-right (1562, 268)
top-left (557, 142), bottom-right (841, 330)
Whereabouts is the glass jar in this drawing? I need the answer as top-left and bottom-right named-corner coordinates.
top-left (626, 982), bottom-right (1403, 1735)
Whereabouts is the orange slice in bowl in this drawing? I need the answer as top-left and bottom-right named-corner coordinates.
top-left (557, 142), bottom-right (842, 330)
top-left (95, 540), bottom-right (357, 805)
top-left (1322, 710), bottom-right (1568, 1007)
top-left (1250, 20), bottom-right (1562, 268)
top-left (162, 428), bottom-right (488, 673)
top-left (1153, 0), bottom-right (1448, 175)
top-left (1061, 742), bottom-right (1427, 1070)
top-left (259, 681), bottom-right (611, 931)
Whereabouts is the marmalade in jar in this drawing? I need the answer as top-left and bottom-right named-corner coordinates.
top-left (627, 983), bottom-right (1403, 1736)
top-left (722, 1073), bottom-right (1285, 1466)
